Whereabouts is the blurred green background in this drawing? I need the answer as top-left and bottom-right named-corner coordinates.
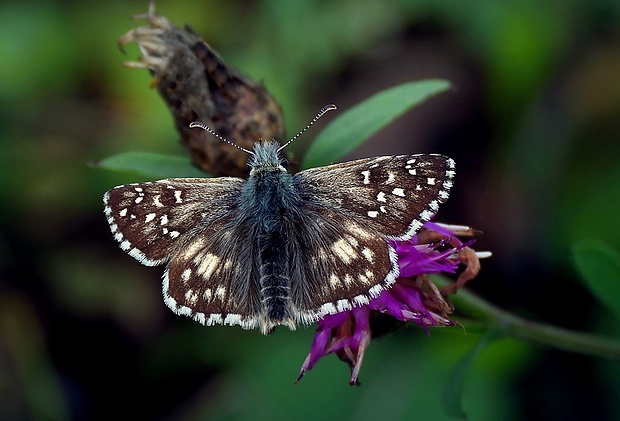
top-left (2, 0), bottom-right (620, 419)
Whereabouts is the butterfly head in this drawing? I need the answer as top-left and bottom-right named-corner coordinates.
top-left (249, 140), bottom-right (288, 175)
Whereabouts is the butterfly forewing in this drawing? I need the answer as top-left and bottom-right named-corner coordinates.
top-left (103, 177), bottom-right (243, 266)
top-left (295, 154), bottom-right (455, 240)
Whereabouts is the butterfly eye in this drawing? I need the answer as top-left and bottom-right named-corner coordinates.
top-left (280, 159), bottom-right (288, 170)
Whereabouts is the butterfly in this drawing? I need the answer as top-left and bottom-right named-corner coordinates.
top-left (103, 105), bottom-right (455, 334)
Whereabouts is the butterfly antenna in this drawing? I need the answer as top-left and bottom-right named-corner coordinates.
top-left (189, 121), bottom-right (254, 155)
top-left (277, 104), bottom-right (337, 152)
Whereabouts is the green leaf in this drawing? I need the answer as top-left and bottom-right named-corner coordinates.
top-left (93, 152), bottom-right (209, 179)
top-left (301, 79), bottom-right (451, 169)
top-left (442, 327), bottom-right (504, 420)
top-left (572, 240), bottom-right (620, 319)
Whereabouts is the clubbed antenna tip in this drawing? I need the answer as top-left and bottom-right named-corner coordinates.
top-left (277, 104), bottom-right (337, 152)
top-left (189, 121), bottom-right (253, 155)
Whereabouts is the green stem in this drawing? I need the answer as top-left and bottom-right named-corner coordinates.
top-left (434, 277), bottom-right (620, 360)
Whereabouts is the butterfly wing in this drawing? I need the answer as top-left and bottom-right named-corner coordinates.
top-left (289, 154), bottom-right (455, 321)
top-left (104, 177), bottom-right (266, 330)
top-left (162, 211), bottom-right (266, 331)
top-left (296, 154), bottom-right (455, 240)
top-left (287, 205), bottom-right (399, 323)
top-left (103, 177), bottom-right (244, 265)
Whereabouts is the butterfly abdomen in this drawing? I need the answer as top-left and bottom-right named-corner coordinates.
top-left (258, 227), bottom-right (291, 328)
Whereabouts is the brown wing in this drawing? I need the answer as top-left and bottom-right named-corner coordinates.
top-left (103, 177), bottom-right (243, 266)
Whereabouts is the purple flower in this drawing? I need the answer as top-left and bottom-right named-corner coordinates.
top-left (296, 222), bottom-right (489, 385)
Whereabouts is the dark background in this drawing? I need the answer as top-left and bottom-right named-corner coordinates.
top-left (1, 1), bottom-right (620, 419)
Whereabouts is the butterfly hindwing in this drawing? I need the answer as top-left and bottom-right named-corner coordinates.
top-left (287, 206), bottom-right (398, 324)
top-left (163, 212), bottom-right (265, 330)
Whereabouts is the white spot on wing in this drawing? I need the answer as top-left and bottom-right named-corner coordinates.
top-left (361, 247), bottom-right (374, 263)
top-left (344, 222), bottom-right (373, 239)
top-left (330, 274), bottom-right (341, 287)
top-left (182, 237), bottom-right (206, 259)
top-left (361, 170), bottom-right (370, 184)
top-left (196, 253), bottom-right (219, 278)
top-left (153, 195), bottom-right (164, 207)
top-left (392, 188), bottom-right (405, 197)
top-left (215, 286), bottom-right (226, 301)
top-left (331, 239), bottom-right (358, 263)
top-left (343, 274), bottom-right (354, 286)
top-left (358, 273), bottom-right (369, 285)
top-left (185, 289), bottom-right (199, 305)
